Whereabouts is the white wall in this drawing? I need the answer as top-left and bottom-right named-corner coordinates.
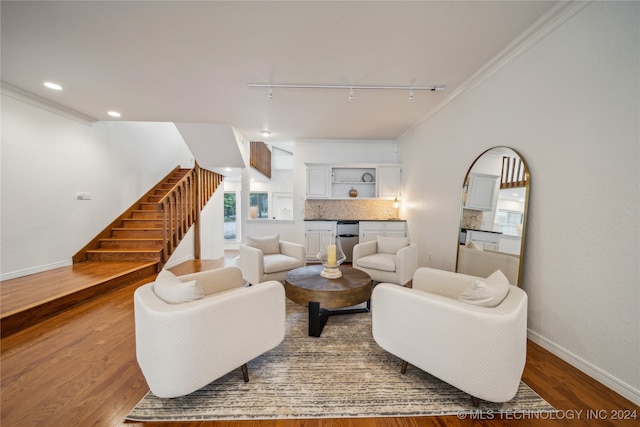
top-left (0, 93), bottom-right (224, 279)
top-left (398, 1), bottom-right (639, 403)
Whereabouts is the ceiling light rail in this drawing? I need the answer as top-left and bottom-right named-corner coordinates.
top-left (248, 83), bottom-right (445, 101)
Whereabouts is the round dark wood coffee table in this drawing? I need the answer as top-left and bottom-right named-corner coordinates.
top-left (284, 265), bottom-right (372, 337)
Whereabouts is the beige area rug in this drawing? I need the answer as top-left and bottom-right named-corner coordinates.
top-left (126, 301), bottom-right (554, 422)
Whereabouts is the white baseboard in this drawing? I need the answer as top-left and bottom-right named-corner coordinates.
top-left (1, 260), bottom-right (73, 281)
top-left (528, 329), bottom-right (640, 406)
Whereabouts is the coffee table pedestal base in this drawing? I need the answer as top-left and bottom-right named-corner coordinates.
top-left (308, 300), bottom-right (370, 337)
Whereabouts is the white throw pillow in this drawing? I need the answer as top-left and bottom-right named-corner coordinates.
top-left (153, 269), bottom-right (204, 304)
top-left (458, 270), bottom-right (509, 308)
top-left (247, 235), bottom-right (280, 255)
top-left (376, 235), bottom-right (409, 254)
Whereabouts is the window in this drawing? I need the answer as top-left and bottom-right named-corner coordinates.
top-left (249, 192), bottom-right (269, 219)
top-left (224, 192), bottom-right (237, 240)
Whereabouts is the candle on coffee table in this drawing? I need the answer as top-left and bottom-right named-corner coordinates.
top-left (327, 244), bottom-right (336, 266)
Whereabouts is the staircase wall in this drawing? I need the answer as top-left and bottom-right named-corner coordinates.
top-left (0, 94), bottom-right (195, 280)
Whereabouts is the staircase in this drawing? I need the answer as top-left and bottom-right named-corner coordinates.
top-left (85, 169), bottom-right (191, 263)
top-left (74, 164), bottom-right (224, 269)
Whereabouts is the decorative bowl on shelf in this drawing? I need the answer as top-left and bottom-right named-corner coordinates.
top-left (349, 188), bottom-right (358, 197)
top-left (317, 236), bottom-right (346, 278)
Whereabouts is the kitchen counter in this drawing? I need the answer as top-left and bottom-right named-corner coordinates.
top-left (304, 219), bottom-right (406, 222)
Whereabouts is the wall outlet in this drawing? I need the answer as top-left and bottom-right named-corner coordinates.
top-left (76, 192), bottom-right (91, 200)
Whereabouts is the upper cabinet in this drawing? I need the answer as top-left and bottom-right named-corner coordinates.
top-left (306, 166), bottom-right (331, 199)
top-left (464, 173), bottom-right (499, 211)
top-left (377, 165), bottom-right (402, 199)
top-left (306, 164), bottom-right (401, 200)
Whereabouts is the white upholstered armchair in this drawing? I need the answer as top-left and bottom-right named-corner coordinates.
top-left (372, 267), bottom-right (528, 404)
top-left (352, 236), bottom-right (417, 286)
top-left (238, 235), bottom-right (306, 285)
top-left (134, 266), bottom-right (285, 398)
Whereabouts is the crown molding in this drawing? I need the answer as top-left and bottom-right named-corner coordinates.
top-left (398, 0), bottom-right (591, 142)
top-left (1, 82), bottom-right (98, 125)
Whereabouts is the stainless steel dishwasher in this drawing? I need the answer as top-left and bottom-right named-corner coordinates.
top-left (336, 221), bottom-right (359, 263)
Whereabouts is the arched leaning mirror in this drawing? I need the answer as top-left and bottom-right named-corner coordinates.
top-left (456, 147), bottom-right (529, 286)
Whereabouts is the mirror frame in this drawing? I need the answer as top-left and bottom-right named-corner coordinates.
top-left (456, 146), bottom-right (530, 286)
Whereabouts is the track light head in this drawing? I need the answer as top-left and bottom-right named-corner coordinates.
top-left (408, 88), bottom-right (414, 102)
top-left (348, 88), bottom-right (355, 101)
top-left (268, 87), bottom-right (273, 99)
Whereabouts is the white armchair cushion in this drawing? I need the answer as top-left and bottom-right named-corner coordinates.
top-left (357, 253), bottom-right (397, 272)
top-left (377, 235), bottom-right (409, 254)
top-left (458, 269), bottom-right (509, 308)
top-left (239, 239), bottom-right (306, 284)
top-left (263, 254), bottom-right (306, 274)
top-left (247, 235), bottom-right (280, 255)
top-left (153, 269), bottom-right (204, 304)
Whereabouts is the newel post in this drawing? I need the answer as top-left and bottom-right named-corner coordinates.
top-left (193, 162), bottom-right (202, 259)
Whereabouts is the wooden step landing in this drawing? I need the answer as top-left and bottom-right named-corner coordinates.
top-left (0, 261), bottom-right (158, 338)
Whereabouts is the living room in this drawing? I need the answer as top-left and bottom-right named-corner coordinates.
top-left (1, 0), bottom-right (638, 424)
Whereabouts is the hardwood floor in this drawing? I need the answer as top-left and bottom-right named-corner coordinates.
top-left (1, 255), bottom-right (638, 427)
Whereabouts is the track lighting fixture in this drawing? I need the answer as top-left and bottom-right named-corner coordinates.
top-left (249, 83), bottom-right (445, 102)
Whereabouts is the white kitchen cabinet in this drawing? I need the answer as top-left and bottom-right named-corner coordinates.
top-left (467, 230), bottom-right (500, 250)
top-left (305, 163), bottom-right (401, 200)
top-left (499, 235), bottom-right (522, 255)
top-left (465, 173), bottom-right (499, 211)
top-left (304, 221), bottom-right (336, 261)
top-left (359, 221), bottom-right (406, 242)
top-left (306, 167), bottom-right (330, 199)
top-left (377, 165), bottom-right (402, 199)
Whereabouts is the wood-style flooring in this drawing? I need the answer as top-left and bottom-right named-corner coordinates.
top-left (1, 255), bottom-right (638, 427)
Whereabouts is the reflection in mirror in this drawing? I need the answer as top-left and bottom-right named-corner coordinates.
top-left (456, 147), bottom-right (529, 286)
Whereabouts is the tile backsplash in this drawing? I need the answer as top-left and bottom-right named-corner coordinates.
top-left (305, 199), bottom-right (397, 220)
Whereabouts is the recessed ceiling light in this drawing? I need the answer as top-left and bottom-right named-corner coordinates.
top-left (261, 130), bottom-right (271, 137)
top-left (44, 82), bottom-right (63, 91)
top-left (107, 111), bottom-right (121, 118)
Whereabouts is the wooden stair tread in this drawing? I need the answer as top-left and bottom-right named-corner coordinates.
top-left (87, 248), bottom-right (161, 253)
top-left (111, 227), bottom-right (163, 231)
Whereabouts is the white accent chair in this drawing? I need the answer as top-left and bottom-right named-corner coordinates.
top-left (134, 266), bottom-right (285, 398)
top-left (238, 235), bottom-right (306, 285)
top-left (372, 267), bottom-right (528, 404)
top-left (352, 236), bottom-right (418, 286)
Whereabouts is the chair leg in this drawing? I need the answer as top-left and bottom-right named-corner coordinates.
top-left (400, 360), bottom-right (409, 374)
top-left (241, 363), bottom-right (249, 382)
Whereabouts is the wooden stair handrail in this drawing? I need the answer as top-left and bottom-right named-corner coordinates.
top-left (157, 163), bottom-right (224, 265)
